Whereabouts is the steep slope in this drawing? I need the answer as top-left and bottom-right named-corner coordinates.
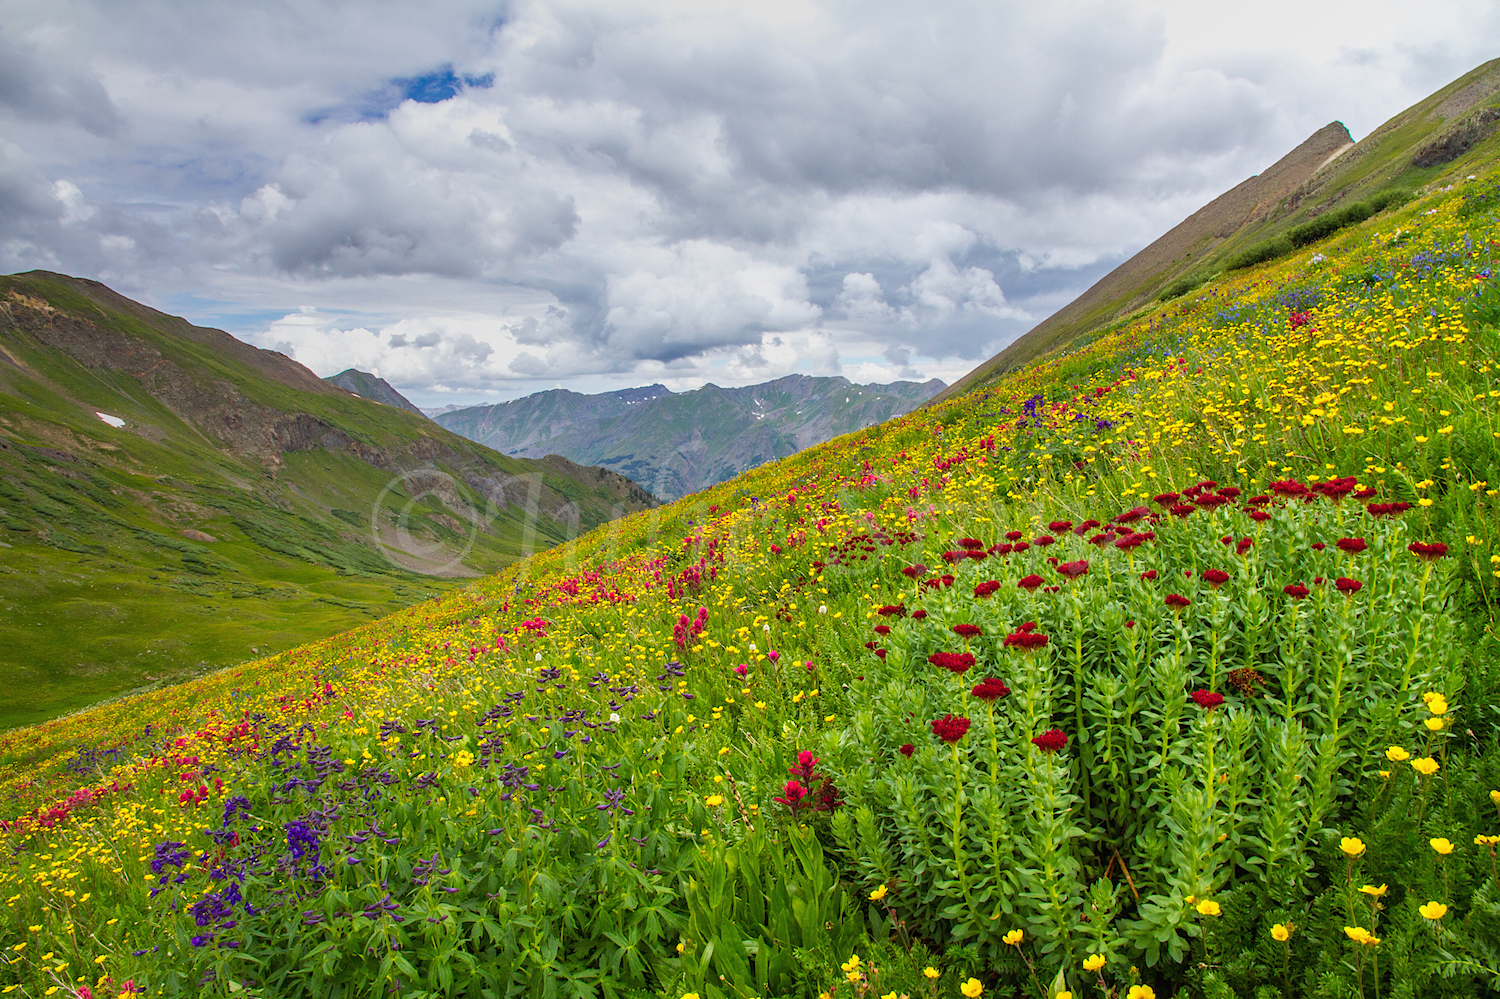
top-left (323, 368), bottom-right (427, 416)
top-left (436, 374), bottom-right (946, 499)
top-left (937, 56), bottom-right (1500, 400)
top-left (0, 271), bottom-right (654, 728)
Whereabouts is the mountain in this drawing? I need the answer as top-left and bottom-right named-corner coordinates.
top-left (435, 374), bottom-right (946, 500)
top-left (0, 271), bottom-right (655, 729)
top-left (323, 368), bottom-right (426, 416)
top-left (936, 56), bottom-right (1500, 400)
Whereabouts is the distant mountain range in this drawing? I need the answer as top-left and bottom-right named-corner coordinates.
top-left (434, 375), bottom-right (946, 500)
top-left (0, 271), bottom-right (654, 728)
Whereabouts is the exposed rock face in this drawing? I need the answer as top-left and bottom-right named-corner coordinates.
top-left (436, 374), bottom-right (946, 500)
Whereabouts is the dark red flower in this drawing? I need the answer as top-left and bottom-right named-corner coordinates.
top-left (928, 651), bottom-right (976, 674)
top-left (1011, 541), bottom-right (1031, 553)
top-left (1219, 487), bottom-right (1242, 499)
top-left (966, 549), bottom-right (988, 561)
top-left (1367, 501), bottom-right (1412, 517)
top-left (1044, 585), bottom-right (1060, 593)
top-left (1005, 530), bottom-right (1024, 541)
top-left (958, 538), bottom-right (985, 550)
top-left (1191, 689), bottom-right (1225, 710)
top-left (1056, 559), bottom-right (1090, 580)
top-left (1315, 477), bottom-right (1358, 502)
top-left (899, 743), bottom-right (915, 757)
top-left (912, 609), bottom-right (928, 619)
top-left (1336, 538), bottom-right (1368, 554)
top-left (1141, 569), bottom-right (1158, 580)
top-left (1034, 535), bottom-right (1056, 547)
top-left (931, 714), bottom-right (972, 743)
top-left (1249, 510), bottom-right (1271, 522)
top-left (1073, 519), bottom-right (1102, 535)
top-left (1408, 542), bottom-right (1448, 561)
top-left (1314, 577), bottom-right (1326, 585)
top-left (1152, 492), bottom-right (1181, 506)
top-left (942, 550), bottom-right (968, 563)
top-left (1353, 487), bottom-right (1377, 500)
top-left (1270, 479), bottom-right (1311, 499)
top-left (1335, 577), bottom-right (1363, 594)
top-left (1311, 543), bottom-right (1326, 551)
top-left (971, 677), bottom-right (1012, 702)
top-left (1114, 506), bottom-right (1150, 523)
top-left (874, 625), bottom-right (891, 636)
top-left (1203, 569), bottom-right (1230, 588)
top-left (1125, 619), bottom-right (1135, 628)
top-left (901, 564), bottom-right (930, 578)
top-left (1169, 503), bottom-right (1196, 518)
top-left (878, 604), bottom-right (907, 617)
top-left (814, 780), bottom-right (844, 812)
top-left (1235, 537), bottom-right (1254, 556)
top-left (974, 580), bottom-right (1002, 598)
top-left (874, 648), bottom-right (887, 659)
top-left (952, 623), bottom-right (982, 639)
top-left (1283, 584), bottom-right (1310, 599)
top-left (1018, 574), bottom-right (1045, 591)
top-left (1114, 533), bottom-right (1148, 551)
top-left (1194, 493), bottom-right (1232, 509)
top-left (1165, 593), bottom-right (1191, 609)
top-left (1031, 728), bottom-right (1068, 753)
top-left (1048, 520), bottom-right (1073, 533)
top-left (1004, 629), bottom-right (1049, 651)
top-left (1220, 535), bottom-right (1234, 545)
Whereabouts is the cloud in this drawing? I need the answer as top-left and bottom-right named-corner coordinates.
top-left (3, 0), bottom-right (1499, 402)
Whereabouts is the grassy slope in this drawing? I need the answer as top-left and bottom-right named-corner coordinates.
top-left (0, 272), bottom-right (653, 729)
top-left (0, 145), bottom-right (1497, 996)
top-left (937, 57), bottom-right (1500, 400)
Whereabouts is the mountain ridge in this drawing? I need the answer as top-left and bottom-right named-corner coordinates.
top-left (435, 373), bottom-right (946, 499)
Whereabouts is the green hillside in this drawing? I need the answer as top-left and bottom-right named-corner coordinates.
top-left (0, 272), bottom-right (654, 729)
top-left (938, 57), bottom-right (1500, 400)
top-left (4, 70), bottom-right (1500, 999)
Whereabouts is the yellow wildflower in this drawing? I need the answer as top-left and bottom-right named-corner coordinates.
top-left (1412, 757), bottom-right (1440, 776)
top-left (1425, 717), bottom-right (1445, 731)
top-left (922, 968), bottom-right (940, 980)
top-left (1003, 929), bottom-right (1023, 946)
top-left (1419, 901), bottom-right (1448, 920)
top-left (1339, 837), bottom-right (1366, 858)
top-left (1431, 838), bottom-right (1454, 855)
top-left (1127, 987), bottom-right (1157, 999)
top-left (1271, 923), bottom-right (1292, 942)
top-left (1083, 954), bottom-right (1107, 972)
top-left (960, 979), bottom-right (984, 999)
top-left (869, 884), bottom-right (888, 901)
top-left (1386, 746), bottom-right (1410, 761)
top-left (1195, 899), bottom-right (1221, 916)
top-left (1360, 884), bottom-right (1388, 897)
top-left (704, 795), bottom-right (724, 807)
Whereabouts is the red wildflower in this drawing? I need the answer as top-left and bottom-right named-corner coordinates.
top-left (1269, 479), bottom-right (1311, 499)
top-left (1048, 520), bottom-right (1073, 533)
top-left (1169, 503), bottom-right (1196, 517)
top-left (1194, 493), bottom-right (1232, 509)
top-left (1248, 509), bottom-right (1271, 522)
top-left (774, 779), bottom-right (811, 813)
top-left (1311, 543), bottom-right (1326, 551)
top-left (1031, 729), bottom-right (1068, 753)
top-left (1336, 538), bottom-right (1368, 554)
top-left (952, 623), bottom-right (982, 639)
top-left (1283, 584), bottom-right (1310, 599)
top-left (1203, 569), bottom-right (1230, 588)
top-left (1141, 569), bottom-right (1158, 580)
top-left (1367, 501), bottom-right (1412, 517)
top-left (1018, 573), bottom-right (1045, 591)
top-left (1114, 533), bottom-right (1148, 551)
top-left (901, 564), bottom-right (930, 578)
top-left (1219, 487), bottom-right (1242, 499)
top-left (1408, 542), bottom-right (1448, 561)
top-left (788, 750), bottom-right (821, 781)
top-left (928, 651), bottom-right (976, 674)
top-left (1152, 492), bottom-right (1180, 506)
top-left (1191, 689), bottom-right (1225, 710)
top-left (1235, 537), bottom-right (1254, 555)
top-left (899, 743), bottom-right (915, 757)
top-left (1335, 577), bottom-right (1363, 594)
top-left (912, 609), bottom-right (928, 619)
top-left (1004, 629), bottom-right (1049, 651)
top-left (874, 625), bottom-right (891, 636)
top-left (1005, 530), bottom-right (1024, 541)
top-left (1165, 593), bottom-right (1191, 609)
top-left (1073, 519), bottom-right (1102, 535)
top-left (1114, 506), bottom-right (1150, 523)
top-left (931, 714), bottom-right (971, 743)
top-left (942, 550), bottom-right (968, 563)
top-left (1353, 487), bottom-right (1377, 500)
top-left (971, 677), bottom-right (1012, 702)
top-left (1034, 535), bottom-right (1056, 547)
top-left (958, 538), bottom-right (984, 550)
top-left (1056, 559), bottom-right (1090, 580)
top-left (878, 604), bottom-right (907, 617)
top-left (974, 580), bottom-right (1002, 598)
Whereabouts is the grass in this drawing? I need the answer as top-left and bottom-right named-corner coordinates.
top-left (4, 116), bottom-right (1500, 999)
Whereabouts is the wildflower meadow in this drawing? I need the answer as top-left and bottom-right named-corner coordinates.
top-left (3, 171), bottom-right (1500, 999)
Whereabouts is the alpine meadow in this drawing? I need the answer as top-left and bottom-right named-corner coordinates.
top-left (9, 74), bottom-right (1500, 999)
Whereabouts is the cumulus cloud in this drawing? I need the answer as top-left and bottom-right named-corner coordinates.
top-left (3, 0), bottom-right (1499, 402)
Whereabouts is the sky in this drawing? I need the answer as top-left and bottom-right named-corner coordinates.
top-left (3, 1), bottom-right (1499, 409)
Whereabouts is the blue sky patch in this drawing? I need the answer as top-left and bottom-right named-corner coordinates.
top-left (305, 66), bottom-right (495, 124)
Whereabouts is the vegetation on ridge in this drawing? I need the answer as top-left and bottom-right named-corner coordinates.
top-left (3, 137), bottom-right (1500, 999)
